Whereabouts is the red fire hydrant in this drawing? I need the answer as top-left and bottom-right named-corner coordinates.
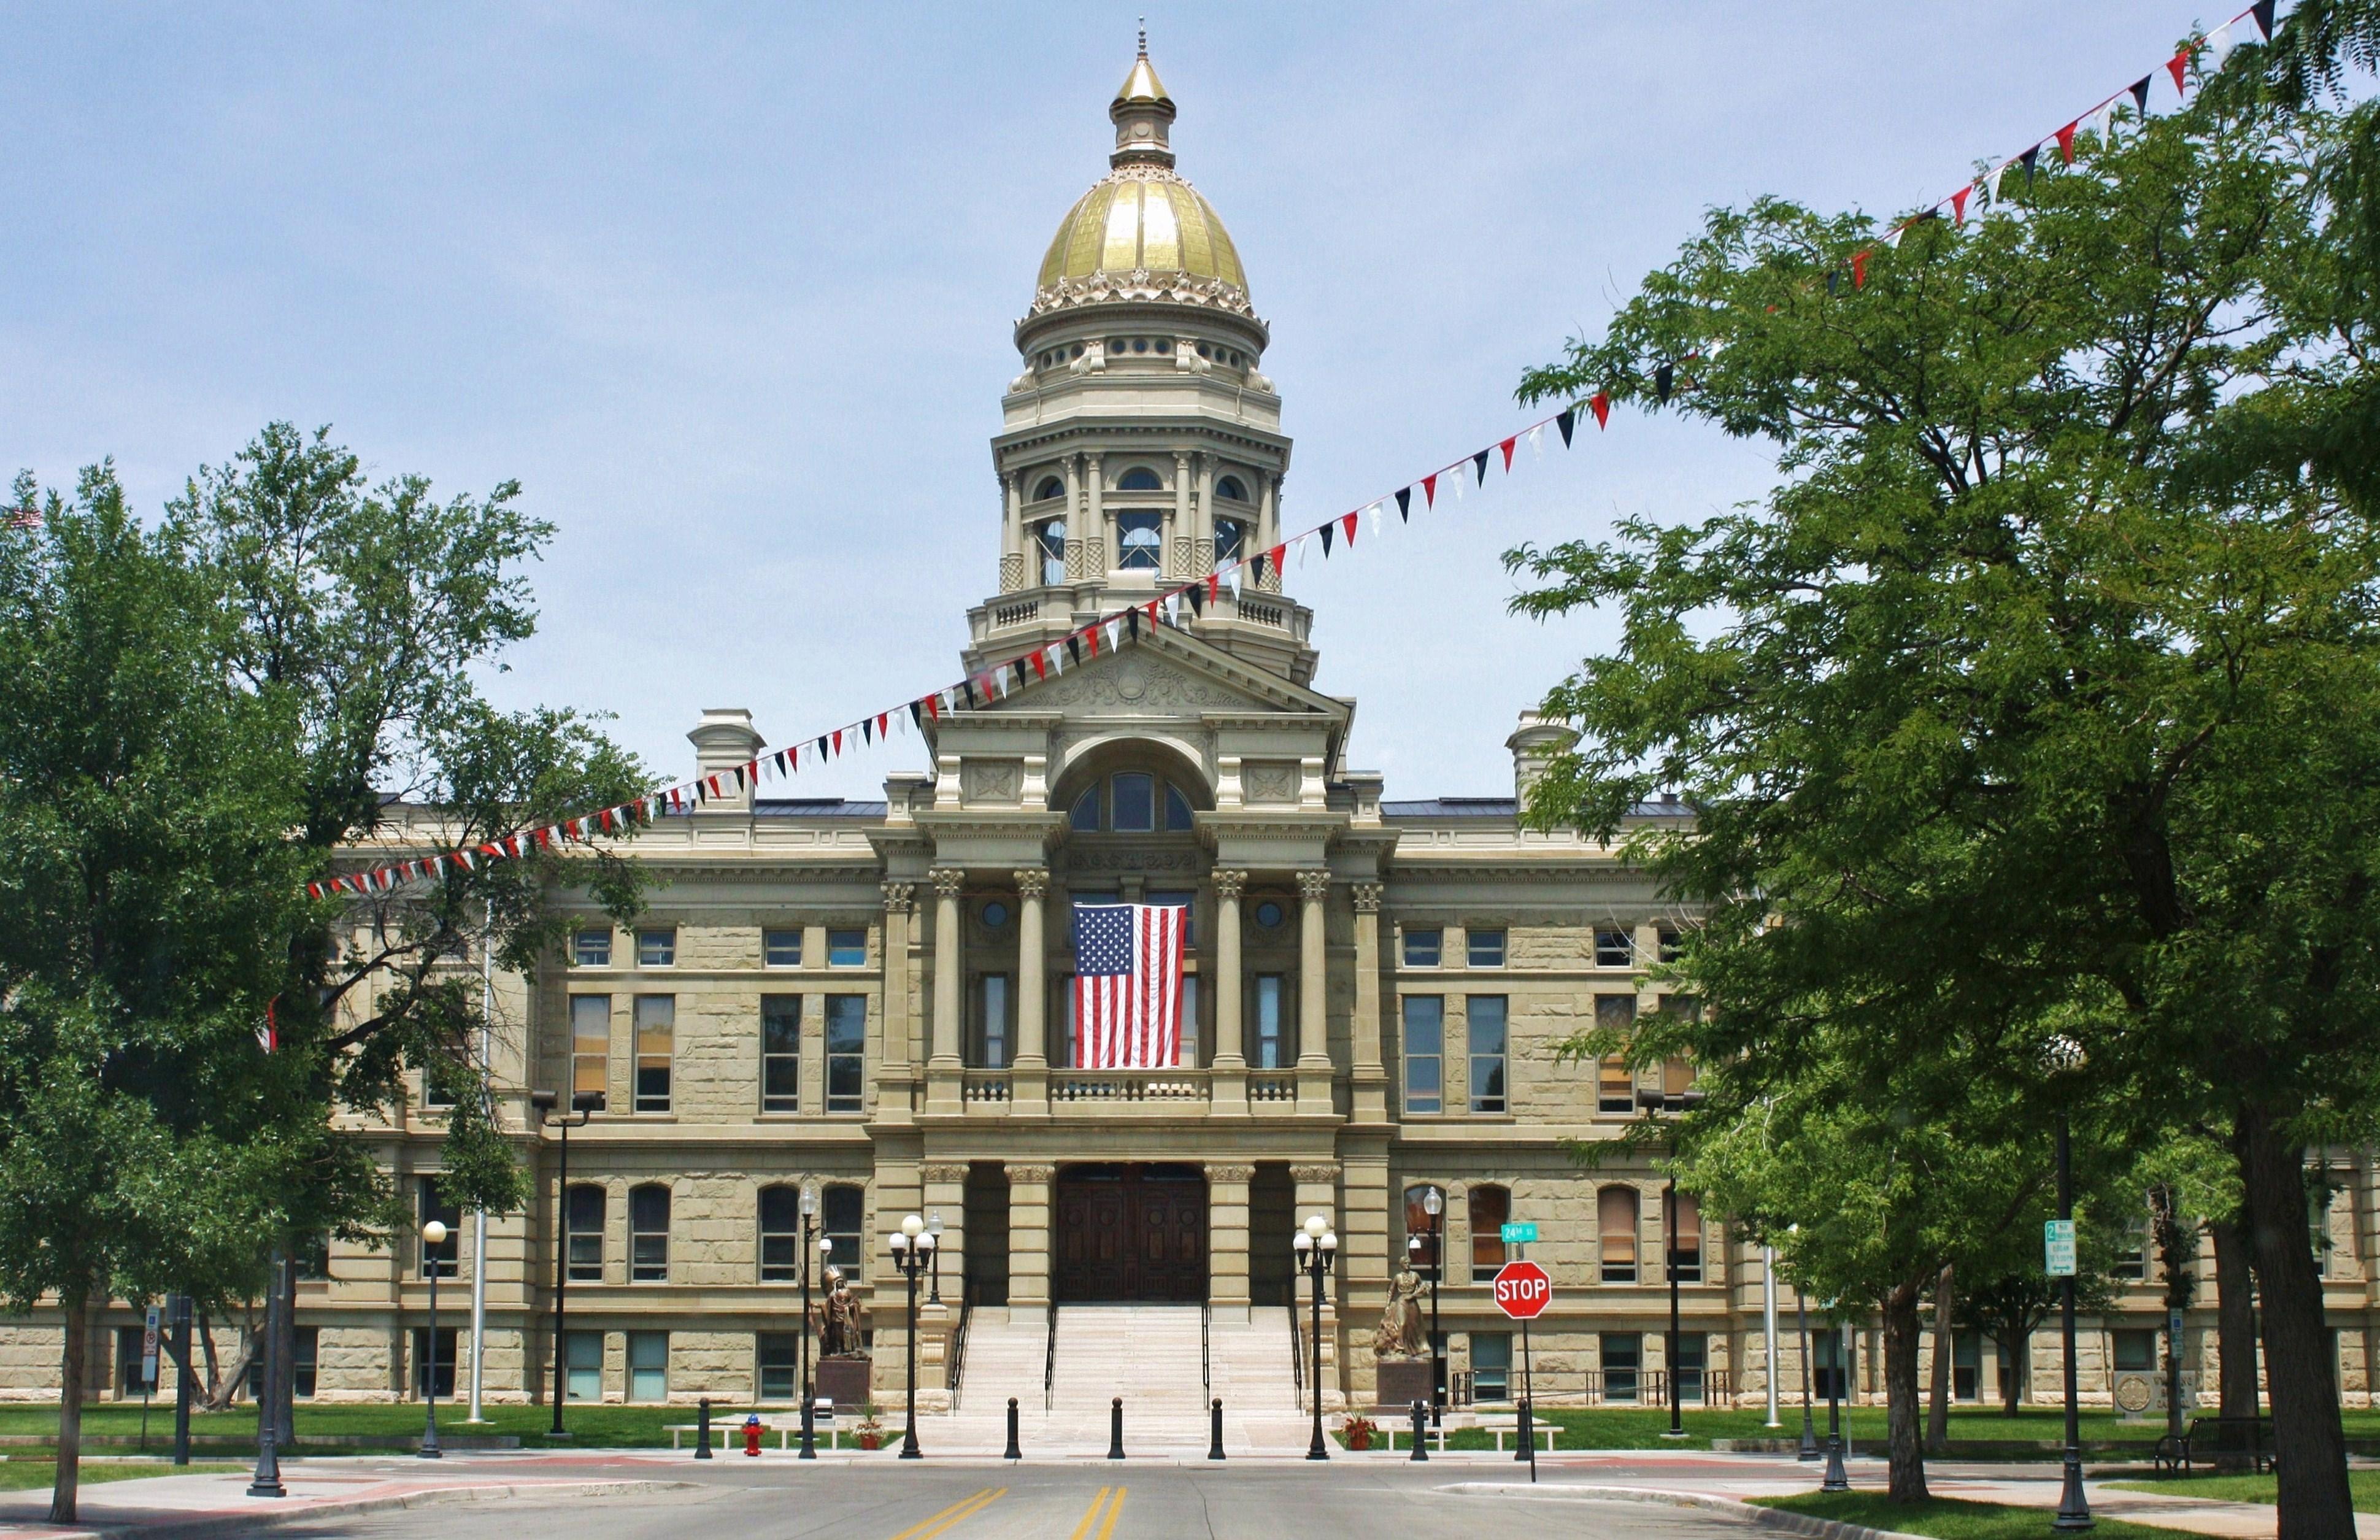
top-left (744, 1413), bottom-right (763, 1457)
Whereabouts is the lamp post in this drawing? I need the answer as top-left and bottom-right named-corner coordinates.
top-left (1821, 1310), bottom-right (1849, 1492)
top-left (1412, 1184), bottom-right (1445, 1427)
top-left (1763, 1245), bottom-right (1781, 1430)
top-left (887, 1214), bottom-right (934, 1460)
top-left (926, 1209), bottom-right (945, 1306)
top-left (1795, 1280), bottom-right (1818, 1458)
top-left (798, 1182), bottom-right (820, 1403)
top-left (528, 1089), bottom-right (601, 1439)
top-left (2053, 1107), bottom-right (2093, 1530)
top-left (419, 1219), bottom-right (449, 1459)
top-left (1295, 1214), bottom-right (1337, 1461)
top-left (1638, 1085), bottom-right (1705, 1438)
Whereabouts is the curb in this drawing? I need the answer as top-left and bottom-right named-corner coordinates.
top-left (1439, 1483), bottom-right (1930, 1540)
top-left (20, 1478), bottom-right (698, 1540)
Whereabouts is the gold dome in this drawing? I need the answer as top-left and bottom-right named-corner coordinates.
top-left (1036, 172), bottom-right (1247, 296)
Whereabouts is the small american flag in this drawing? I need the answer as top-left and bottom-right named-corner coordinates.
top-left (1071, 903), bottom-right (1186, 1068)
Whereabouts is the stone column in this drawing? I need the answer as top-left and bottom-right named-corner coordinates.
top-left (920, 1164), bottom-right (968, 1326)
top-left (1291, 1161), bottom-right (1344, 1410)
top-left (926, 868), bottom-right (965, 1114)
top-left (1258, 473), bottom-right (1282, 592)
top-left (879, 881), bottom-right (917, 1126)
top-left (1350, 882), bottom-right (1388, 1123)
top-left (1171, 450), bottom-right (1192, 577)
top-left (1085, 453), bottom-right (1106, 576)
top-left (1012, 868), bottom-right (1049, 1114)
top-left (1295, 869), bottom-right (1334, 1114)
top-left (1063, 455), bottom-right (1085, 580)
top-left (1210, 869), bottom-right (1248, 1114)
top-left (1001, 471), bottom-right (1026, 593)
top-left (1197, 452), bottom-right (1217, 555)
top-left (1007, 1165), bottom-right (1056, 1323)
top-left (1207, 1164), bottom-right (1255, 1320)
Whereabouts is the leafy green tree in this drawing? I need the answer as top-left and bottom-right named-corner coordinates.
top-left (1510, 54), bottom-right (2372, 1535)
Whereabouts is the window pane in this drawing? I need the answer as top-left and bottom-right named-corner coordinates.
top-left (977, 975), bottom-right (1011, 1068)
top-left (1254, 976), bottom-right (1284, 1069)
top-left (1402, 996), bottom-right (1443, 1115)
top-left (759, 1187), bottom-right (801, 1282)
top-left (413, 1328), bottom-right (458, 1399)
top-left (1404, 1186), bottom-right (1445, 1273)
top-left (418, 1177), bottom-right (460, 1279)
top-left (626, 1331), bottom-right (668, 1403)
top-left (630, 1185), bottom-right (669, 1282)
top-left (827, 930), bottom-right (866, 967)
top-left (572, 930), bottom-right (611, 966)
top-left (826, 996), bottom-right (866, 1112)
top-left (1163, 784), bottom-right (1195, 831)
top-left (764, 929), bottom-right (803, 966)
top-left (823, 1185), bottom-right (863, 1282)
top-left (1403, 928), bottom-right (1442, 968)
top-left (293, 1326), bottom-right (318, 1399)
top-left (1467, 930), bottom-right (1506, 968)
top-left (1669, 1192), bottom-right (1702, 1282)
top-left (566, 1184), bottom-right (606, 1281)
top-left (1596, 994), bottom-right (1638, 1112)
top-left (1595, 928), bottom-right (1633, 967)
top-left (564, 1330), bottom-right (603, 1401)
top-left (1070, 785), bottom-right (1100, 831)
top-left (1601, 1333), bottom-right (1642, 1402)
top-left (1600, 1187), bottom-right (1640, 1282)
top-left (637, 928), bottom-right (676, 966)
top-left (1471, 1332), bottom-right (1512, 1401)
top-left (762, 995), bottom-right (801, 1113)
top-left (1470, 1185), bottom-right (1509, 1280)
top-left (758, 1333), bottom-right (801, 1401)
top-left (571, 996), bottom-right (610, 1099)
top-left (1111, 773), bottom-right (1155, 831)
top-left (1468, 996), bottom-right (1508, 1114)
top-left (634, 996), bottom-right (673, 1113)
top-left (1117, 510), bottom-right (1161, 568)
top-left (1039, 519), bottom-right (1067, 585)
top-left (1215, 518), bottom-right (1244, 563)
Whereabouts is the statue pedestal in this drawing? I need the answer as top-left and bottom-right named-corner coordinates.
top-left (1374, 1357), bottom-right (1434, 1413)
top-left (816, 1355), bottom-right (872, 1412)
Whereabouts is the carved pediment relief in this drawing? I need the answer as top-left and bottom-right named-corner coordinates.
top-left (990, 652), bottom-right (1263, 717)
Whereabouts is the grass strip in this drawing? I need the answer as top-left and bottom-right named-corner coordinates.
top-left (1755, 1492), bottom-right (2184, 1540)
top-left (2105, 1471), bottom-right (2380, 1514)
top-left (0, 1461), bottom-right (243, 1493)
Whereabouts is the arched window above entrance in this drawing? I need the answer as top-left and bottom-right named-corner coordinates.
top-left (1116, 467), bottom-right (1165, 491)
top-left (1065, 772), bottom-right (1198, 833)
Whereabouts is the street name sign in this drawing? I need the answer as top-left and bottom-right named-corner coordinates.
top-left (1500, 1222), bottom-right (1539, 1245)
top-left (2044, 1219), bottom-right (2077, 1277)
top-left (1492, 1260), bottom-right (1553, 1320)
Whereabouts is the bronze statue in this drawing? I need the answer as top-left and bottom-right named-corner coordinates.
top-left (817, 1274), bottom-right (866, 1358)
top-left (1373, 1266), bottom-right (1428, 1359)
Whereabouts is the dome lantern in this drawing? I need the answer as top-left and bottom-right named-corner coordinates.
top-left (1110, 29), bottom-right (1176, 169)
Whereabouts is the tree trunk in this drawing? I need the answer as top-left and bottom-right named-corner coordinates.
top-left (2236, 1106), bottom-right (2352, 1540)
top-left (1997, 1303), bottom-right (2027, 1416)
top-left (198, 1310), bottom-right (220, 1394)
top-left (1882, 1279), bottom-right (1930, 1502)
top-left (1927, 1264), bottom-right (1953, 1453)
top-left (2211, 1211), bottom-right (2260, 1471)
top-left (50, 1293), bottom-right (87, 1525)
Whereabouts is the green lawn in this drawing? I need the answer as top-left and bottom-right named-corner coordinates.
top-left (2106, 1471), bottom-right (2380, 1514)
top-left (1756, 1493), bottom-right (2182, 1540)
top-left (0, 1461), bottom-right (242, 1493)
top-left (0, 1402), bottom-right (735, 1451)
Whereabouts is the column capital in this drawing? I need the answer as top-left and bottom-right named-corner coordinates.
top-left (931, 868), bottom-right (967, 900)
top-left (919, 1163), bottom-right (969, 1184)
top-left (1296, 869), bottom-right (1332, 901)
top-left (1289, 1163), bottom-right (1342, 1184)
top-left (882, 880), bottom-right (916, 914)
top-left (1212, 869), bottom-right (1249, 900)
top-left (1013, 868), bottom-right (1050, 899)
top-left (1351, 882), bottom-right (1383, 913)
top-left (1007, 1165), bottom-right (1056, 1185)
top-left (1207, 1164), bottom-right (1256, 1183)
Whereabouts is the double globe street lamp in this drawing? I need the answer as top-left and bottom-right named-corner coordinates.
top-left (886, 1214), bottom-right (936, 1460)
top-left (1294, 1214), bottom-right (1338, 1461)
top-left (1405, 1187), bottom-right (1445, 1426)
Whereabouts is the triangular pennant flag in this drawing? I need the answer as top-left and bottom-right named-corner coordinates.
top-left (1422, 475), bottom-right (1438, 507)
top-left (733, 764), bottom-right (747, 790)
top-left (1066, 634), bottom-right (1082, 666)
top-left (1527, 426), bottom-right (1544, 458)
top-left (1396, 486), bottom-right (1414, 519)
top-left (1589, 392), bottom-right (1611, 429)
top-left (1654, 363), bottom-right (1674, 403)
top-left (456, 849), bottom-right (476, 871)
top-left (1184, 581), bottom-right (1203, 617)
top-left (861, 718), bottom-right (873, 745)
top-left (1318, 520), bottom-right (1333, 555)
top-left (1851, 250), bottom-right (1870, 288)
top-left (1885, 225), bottom-right (1905, 249)
top-left (1951, 186), bottom-right (1971, 226)
top-left (1126, 606), bottom-right (1142, 638)
top-left (307, 882), bottom-right (324, 900)
top-left (2251, 0), bottom-right (2275, 39)
top-left (908, 700), bottom-right (925, 731)
top-left (2167, 47), bottom-right (2190, 94)
top-left (2057, 121), bottom-right (2078, 162)
top-left (1206, 573), bottom-right (1221, 604)
top-left (1104, 618), bottom-right (1123, 652)
top-left (1012, 658), bottom-right (1029, 688)
top-left (259, 998), bottom-right (279, 1053)
top-left (1472, 449), bottom-right (1490, 485)
top-left (961, 680), bottom-right (979, 708)
top-left (2094, 101), bottom-right (2117, 139)
top-left (877, 713), bottom-right (889, 739)
top-left (2020, 145), bottom-right (2041, 185)
top-left (1031, 647), bottom-right (1050, 677)
top-left (1341, 511), bottom-right (1358, 545)
top-left (2128, 75), bottom-right (2151, 114)
top-left (1827, 268), bottom-right (1840, 296)
top-left (1555, 408), bottom-right (1576, 446)
top-left (1498, 436), bottom-right (1517, 471)
top-left (1144, 599), bottom-right (1160, 631)
top-left (1267, 542), bottom-right (1286, 574)
top-left (1987, 164), bottom-right (2006, 206)
top-left (2209, 23), bottom-right (2235, 63)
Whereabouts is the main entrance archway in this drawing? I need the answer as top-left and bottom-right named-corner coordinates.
top-left (1053, 1163), bottom-right (1208, 1303)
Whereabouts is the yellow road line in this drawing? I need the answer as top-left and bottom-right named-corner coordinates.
top-left (1069, 1485), bottom-right (1117, 1540)
top-left (888, 1485), bottom-right (1005, 1540)
top-left (1096, 1485), bottom-right (1128, 1540)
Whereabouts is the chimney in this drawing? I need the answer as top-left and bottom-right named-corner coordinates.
top-left (687, 707), bottom-right (765, 815)
top-left (1504, 710), bottom-right (1579, 809)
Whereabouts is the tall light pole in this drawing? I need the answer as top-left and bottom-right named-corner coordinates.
top-left (799, 1182), bottom-right (820, 1405)
top-left (419, 1219), bottom-right (448, 1459)
top-left (2054, 1107), bottom-right (2093, 1530)
top-left (1663, 1176), bottom-right (1685, 1438)
top-left (468, 896), bottom-right (493, 1424)
top-left (1821, 1309), bottom-right (1849, 1492)
top-left (1295, 1214), bottom-right (1338, 1461)
top-left (1763, 1245), bottom-right (1781, 1429)
top-left (926, 1209), bottom-right (945, 1306)
top-left (887, 1214), bottom-right (934, 1460)
top-left (1410, 1184), bottom-right (1445, 1427)
top-left (528, 1088), bottom-right (601, 1439)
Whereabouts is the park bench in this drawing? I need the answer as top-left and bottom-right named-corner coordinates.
top-left (1476, 1414), bottom-right (1560, 1453)
top-left (2154, 1414), bottom-right (2274, 1475)
top-left (665, 1409), bottom-right (848, 1452)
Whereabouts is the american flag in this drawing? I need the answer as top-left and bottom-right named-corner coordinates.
top-left (1071, 903), bottom-right (1186, 1068)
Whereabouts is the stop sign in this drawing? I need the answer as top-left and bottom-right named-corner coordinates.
top-left (1492, 1260), bottom-right (1553, 1320)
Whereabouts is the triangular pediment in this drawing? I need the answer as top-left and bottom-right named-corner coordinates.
top-left (982, 623), bottom-right (1343, 724)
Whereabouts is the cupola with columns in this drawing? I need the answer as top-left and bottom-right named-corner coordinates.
top-left (970, 35), bottom-right (1316, 688)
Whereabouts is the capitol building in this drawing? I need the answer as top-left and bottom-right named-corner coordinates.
top-left (5, 44), bottom-right (2362, 1442)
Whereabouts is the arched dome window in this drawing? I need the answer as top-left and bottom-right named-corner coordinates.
top-left (1117, 468), bottom-right (1164, 492)
top-left (1035, 477), bottom-right (1066, 501)
top-left (1067, 772), bottom-right (1199, 834)
top-left (1215, 476), bottom-right (1247, 502)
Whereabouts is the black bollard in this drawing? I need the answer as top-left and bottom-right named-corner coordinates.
top-left (695, 1396), bottom-right (713, 1460)
top-left (1209, 1398), bottom-right (1225, 1461)
top-left (1409, 1399), bottom-right (1429, 1462)
top-left (1108, 1396), bottom-right (1125, 1460)
top-left (1004, 1397), bottom-right (1022, 1461)
top-left (798, 1397), bottom-right (817, 1460)
top-left (1514, 1396), bottom-right (1531, 1463)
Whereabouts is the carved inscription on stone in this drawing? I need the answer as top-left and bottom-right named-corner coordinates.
top-left (1244, 761), bottom-right (1298, 804)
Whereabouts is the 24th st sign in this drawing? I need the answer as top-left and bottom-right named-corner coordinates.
top-left (1492, 1260), bottom-right (1552, 1320)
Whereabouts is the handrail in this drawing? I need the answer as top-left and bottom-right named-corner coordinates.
top-left (1201, 1299), bottom-right (1212, 1409)
top-left (1287, 1300), bottom-right (1305, 1411)
top-left (1044, 1304), bottom-right (1059, 1413)
top-left (948, 1281), bottom-right (976, 1411)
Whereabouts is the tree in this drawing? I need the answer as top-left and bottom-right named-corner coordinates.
top-left (1954, 1265), bottom-right (2117, 1416)
top-left (1510, 52), bottom-right (2373, 1536)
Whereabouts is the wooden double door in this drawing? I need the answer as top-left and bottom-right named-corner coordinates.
top-left (1053, 1163), bottom-right (1209, 1303)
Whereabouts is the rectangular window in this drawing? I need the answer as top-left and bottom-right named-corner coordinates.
top-left (626, 1331), bottom-right (668, 1403)
top-left (633, 995), bottom-right (674, 1113)
top-left (1111, 772), bottom-right (1155, 831)
top-left (1402, 927), bottom-right (1442, 968)
top-left (1595, 928), bottom-right (1634, 967)
top-left (823, 1184), bottom-right (864, 1282)
top-left (825, 996), bottom-right (866, 1112)
top-left (1039, 519), bottom-right (1067, 586)
top-left (1596, 994), bottom-right (1638, 1113)
top-left (566, 1184), bottom-right (605, 1282)
top-left (1814, 1328), bottom-right (1853, 1401)
top-left (563, 1330), bottom-right (603, 1402)
top-left (572, 928), bottom-right (612, 967)
top-left (1470, 1331), bottom-right (1512, 1402)
top-left (761, 996), bottom-right (802, 1113)
top-left (1179, 974), bottom-right (1201, 1065)
top-left (1116, 509), bottom-right (1161, 569)
top-left (571, 995), bottom-right (610, 1103)
top-left (115, 1328), bottom-right (145, 1395)
top-left (418, 1177), bottom-right (460, 1279)
top-left (630, 1185), bottom-right (670, 1282)
top-left (974, 974), bottom-right (1012, 1068)
top-left (1952, 1330), bottom-right (1982, 1401)
top-left (1467, 996), bottom-right (1508, 1114)
top-left (2113, 1328), bottom-right (2158, 1373)
top-left (1668, 1191), bottom-right (1703, 1283)
top-left (421, 1059), bottom-right (455, 1109)
top-left (1402, 996), bottom-right (1443, 1115)
top-left (2112, 1216), bottom-right (2149, 1282)
top-left (1254, 975), bottom-right (1286, 1069)
top-left (1657, 926), bottom-right (1682, 963)
top-left (1466, 928), bottom-right (1506, 968)
top-left (1214, 517), bottom-right (1245, 564)
top-left (1601, 1333), bottom-right (1642, 1403)
top-left (1599, 1187), bottom-right (1639, 1283)
top-left (293, 1326), bottom-right (318, 1399)
top-left (636, 927), bottom-right (676, 967)
top-left (827, 929), bottom-right (867, 968)
top-left (413, 1328), bottom-right (458, 1400)
top-left (758, 1333), bottom-right (801, 1401)
top-left (1675, 1332), bottom-right (1707, 1403)
top-left (763, 928), bottom-right (803, 967)
top-left (1470, 1185), bottom-right (1510, 1282)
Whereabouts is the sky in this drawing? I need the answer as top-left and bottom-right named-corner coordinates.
top-left (1, 1), bottom-right (2230, 801)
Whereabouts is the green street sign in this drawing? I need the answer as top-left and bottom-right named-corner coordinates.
top-left (2044, 1218), bottom-right (2077, 1277)
top-left (1501, 1222), bottom-right (1539, 1245)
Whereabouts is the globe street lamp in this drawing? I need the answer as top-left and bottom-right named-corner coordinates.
top-left (1294, 1214), bottom-right (1338, 1461)
top-left (926, 1210), bottom-right (945, 1306)
top-left (419, 1219), bottom-right (449, 1460)
top-left (528, 1088), bottom-right (602, 1439)
top-left (1406, 1185), bottom-right (1445, 1426)
top-left (2046, 1034), bottom-right (2092, 1532)
top-left (887, 1214), bottom-right (934, 1460)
